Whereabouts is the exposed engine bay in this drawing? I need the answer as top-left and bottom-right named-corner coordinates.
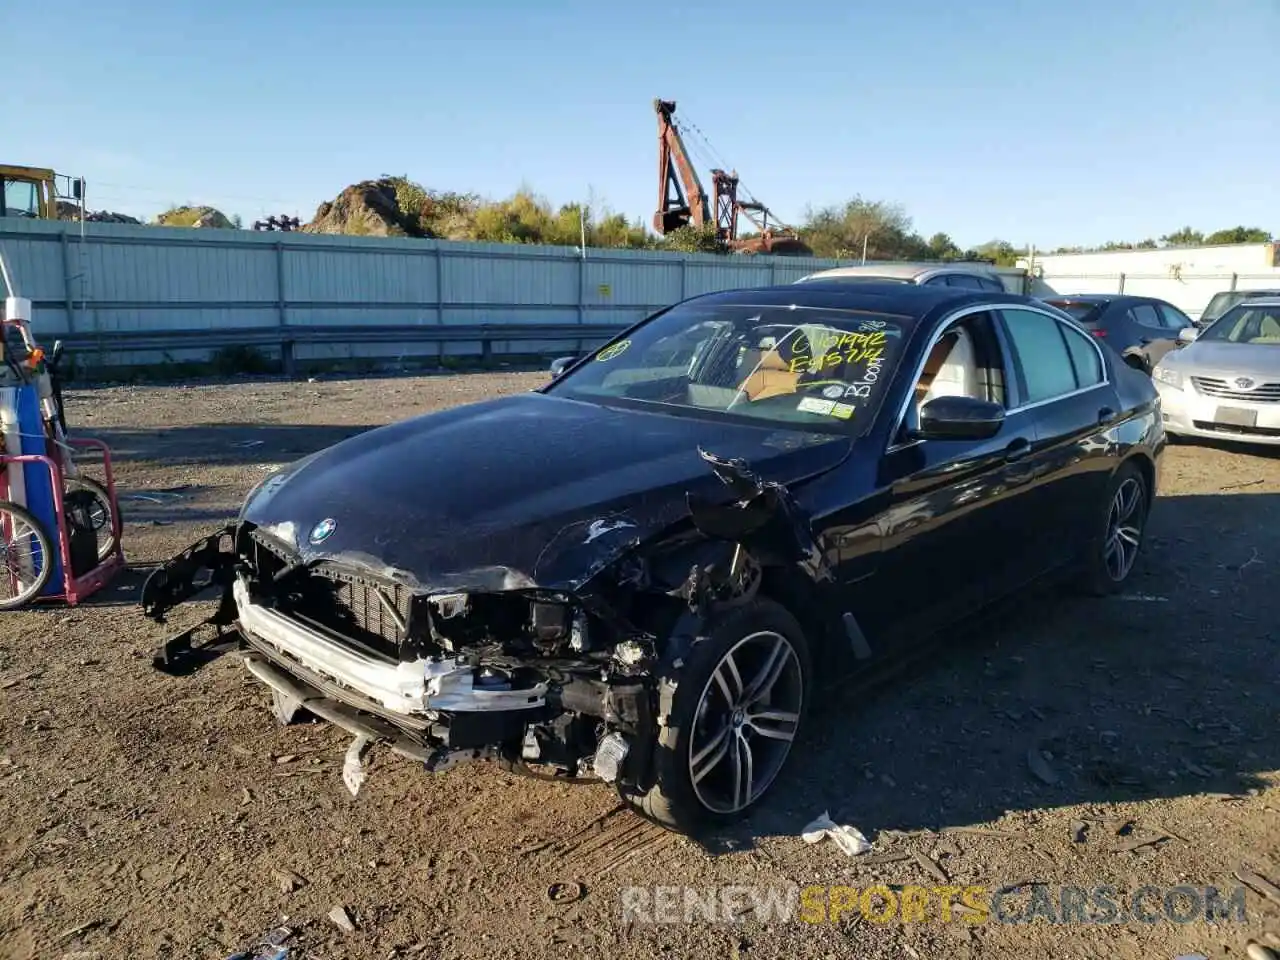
top-left (141, 449), bottom-right (831, 801)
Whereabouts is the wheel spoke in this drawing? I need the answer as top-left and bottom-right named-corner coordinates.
top-left (712, 652), bottom-right (744, 706)
top-left (691, 723), bottom-right (732, 783)
top-left (1117, 524), bottom-right (1141, 547)
top-left (732, 731), bottom-right (753, 809)
top-left (747, 709), bottom-right (799, 742)
top-left (743, 636), bottom-right (791, 706)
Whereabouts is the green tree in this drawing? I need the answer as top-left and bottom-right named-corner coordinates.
top-left (927, 232), bottom-right (962, 261)
top-left (1203, 226), bottom-right (1273, 245)
top-left (660, 223), bottom-right (724, 254)
top-left (1160, 227), bottom-right (1204, 247)
top-left (799, 196), bottom-right (930, 260)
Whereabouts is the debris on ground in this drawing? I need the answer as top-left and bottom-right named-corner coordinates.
top-left (223, 924), bottom-right (293, 960)
top-left (342, 735), bottom-right (375, 797)
top-left (1234, 866), bottom-right (1280, 907)
top-left (1026, 748), bottom-right (1059, 785)
top-left (272, 868), bottom-right (307, 893)
top-left (801, 811), bottom-right (872, 857)
top-left (327, 905), bottom-right (356, 934)
top-left (1245, 943), bottom-right (1278, 960)
top-left (1070, 820), bottom-right (1088, 843)
top-left (545, 881), bottom-right (585, 905)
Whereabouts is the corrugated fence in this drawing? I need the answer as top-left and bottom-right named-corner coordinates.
top-left (0, 219), bottom-right (881, 371)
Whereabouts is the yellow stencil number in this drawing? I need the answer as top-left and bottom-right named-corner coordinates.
top-left (596, 339), bottom-right (632, 362)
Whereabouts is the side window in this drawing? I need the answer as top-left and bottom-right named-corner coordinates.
top-left (1158, 303), bottom-right (1192, 329)
top-left (1128, 304), bottom-right (1163, 328)
top-left (978, 275), bottom-right (1005, 292)
top-left (922, 275), bottom-right (951, 287)
top-left (945, 274), bottom-right (985, 290)
top-left (1060, 322), bottom-right (1104, 387)
top-left (1000, 309), bottom-right (1082, 404)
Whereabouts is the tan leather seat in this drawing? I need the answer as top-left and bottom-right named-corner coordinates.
top-left (740, 347), bottom-right (801, 400)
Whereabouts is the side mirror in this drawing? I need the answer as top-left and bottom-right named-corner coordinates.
top-left (549, 356), bottom-right (577, 378)
top-left (916, 395), bottom-right (1006, 441)
top-left (1176, 326), bottom-right (1198, 345)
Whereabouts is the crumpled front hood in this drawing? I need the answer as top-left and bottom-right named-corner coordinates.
top-left (241, 392), bottom-right (851, 592)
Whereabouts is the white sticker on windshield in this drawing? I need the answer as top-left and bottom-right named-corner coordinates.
top-left (822, 385), bottom-right (845, 399)
top-left (798, 397), bottom-right (835, 415)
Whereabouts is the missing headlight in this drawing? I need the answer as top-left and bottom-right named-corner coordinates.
top-left (530, 602), bottom-right (570, 643)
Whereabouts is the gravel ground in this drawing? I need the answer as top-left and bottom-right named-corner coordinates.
top-left (1, 370), bottom-right (1278, 960)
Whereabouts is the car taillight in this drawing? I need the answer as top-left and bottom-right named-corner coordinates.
top-left (1089, 329), bottom-right (1107, 338)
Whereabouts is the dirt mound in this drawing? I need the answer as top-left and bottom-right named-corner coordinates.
top-left (303, 178), bottom-right (423, 238)
top-left (55, 201), bottom-right (140, 224)
top-left (154, 205), bottom-right (235, 229)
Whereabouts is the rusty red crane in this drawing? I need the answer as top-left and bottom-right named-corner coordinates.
top-left (652, 99), bottom-right (810, 256)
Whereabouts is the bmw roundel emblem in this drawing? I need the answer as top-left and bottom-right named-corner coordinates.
top-left (308, 518), bottom-right (337, 545)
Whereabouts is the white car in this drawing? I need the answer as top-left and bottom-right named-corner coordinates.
top-left (1152, 298), bottom-right (1280, 446)
top-left (794, 261), bottom-right (1010, 292)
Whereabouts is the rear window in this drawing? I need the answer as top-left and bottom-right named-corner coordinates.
top-left (1045, 301), bottom-right (1101, 323)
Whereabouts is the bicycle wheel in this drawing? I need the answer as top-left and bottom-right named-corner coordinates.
top-left (63, 476), bottom-right (118, 562)
top-left (0, 501), bottom-right (53, 610)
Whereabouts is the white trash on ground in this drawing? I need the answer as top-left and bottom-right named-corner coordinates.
top-left (801, 810), bottom-right (872, 857)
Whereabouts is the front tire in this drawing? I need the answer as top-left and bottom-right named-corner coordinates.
top-left (625, 598), bottom-right (811, 833)
top-left (1076, 460), bottom-right (1150, 596)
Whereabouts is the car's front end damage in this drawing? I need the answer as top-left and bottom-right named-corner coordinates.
top-left (141, 446), bottom-right (837, 802)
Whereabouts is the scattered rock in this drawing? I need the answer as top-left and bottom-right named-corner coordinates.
top-left (1070, 820), bottom-right (1088, 843)
top-left (328, 904), bottom-right (357, 933)
top-left (275, 754), bottom-right (297, 765)
top-left (273, 868), bottom-right (307, 893)
top-left (1246, 943), bottom-right (1278, 960)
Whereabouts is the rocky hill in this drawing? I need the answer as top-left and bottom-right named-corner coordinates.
top-left (302, 179), bottom-right (417, 237)
top-left (55, 201), bottom-right (140, 224)
top-left (154, 206), bottom-right (236, 229)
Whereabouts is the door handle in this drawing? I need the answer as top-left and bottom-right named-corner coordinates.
top-left (1097, 406), bottom-right (1115, 425)
top-left (1003, 438), bottom-right (1031, 462)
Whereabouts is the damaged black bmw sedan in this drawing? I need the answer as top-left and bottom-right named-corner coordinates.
top-left (142, 282), bottom-right (1165, 834)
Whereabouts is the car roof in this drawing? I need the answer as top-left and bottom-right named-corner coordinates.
top-left (1230, 297), bottom-right (1280, 307)
top-left (1043, 294), bottom-right (1114, 304)
top-left (689, 279), bottom-right (1041, 321)
top-left (798, 261), bottom-right (1000, 282)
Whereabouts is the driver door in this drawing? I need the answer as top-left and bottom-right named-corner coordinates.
top-left (859, 310), bottom-right (1043, 643)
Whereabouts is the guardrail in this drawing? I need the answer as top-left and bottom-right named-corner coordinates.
top-left (55, 322), bottom-right (630, 375)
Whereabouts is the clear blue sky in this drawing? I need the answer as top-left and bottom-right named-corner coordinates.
top-left (8, 0), bottom-right (1278, 248)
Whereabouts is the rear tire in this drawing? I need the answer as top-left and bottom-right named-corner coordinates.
top-left (63, 476), bottom-right (118, 562)
top-left (1075, 460), bottom-right (1150, 596)
top-left (623, 598), bottom-right (811, 834)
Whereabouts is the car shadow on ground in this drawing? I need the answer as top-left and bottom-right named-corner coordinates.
top-left (700, 490), bottom-right (1278, 852)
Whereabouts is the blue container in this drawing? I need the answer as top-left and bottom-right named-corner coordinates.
top-left (13, 386), bottom-right (65, 596)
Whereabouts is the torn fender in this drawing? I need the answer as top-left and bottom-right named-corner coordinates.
top-left (685, 447), bottom-right (832, 582)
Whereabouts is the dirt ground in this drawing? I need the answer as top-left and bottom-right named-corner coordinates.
top-left (1, 370), bottom-right (1278, 960)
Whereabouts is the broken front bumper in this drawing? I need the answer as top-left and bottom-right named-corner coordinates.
top-left (142, 528), bottom-right (654, 788)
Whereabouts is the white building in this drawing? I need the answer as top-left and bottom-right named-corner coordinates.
top-left (1019, 242), bottom-right (1280, 319)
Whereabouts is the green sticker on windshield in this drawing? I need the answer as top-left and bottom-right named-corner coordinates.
top-left (596, 339), bottom-right (631, 362)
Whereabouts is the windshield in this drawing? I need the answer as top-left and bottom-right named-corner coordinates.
top-left (545, 301), bottom-right (912, 433)
top-left (1, 179), bottom-right (41, 219)
top-left (1197, 304), bottom-right (1280, 345)
top-left (1044, 300), bottom-right (1101, 323)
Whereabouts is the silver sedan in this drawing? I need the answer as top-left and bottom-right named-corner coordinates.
top-left (1152, 298), bottom-right (1280, 446)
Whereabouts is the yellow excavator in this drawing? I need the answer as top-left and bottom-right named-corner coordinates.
top-left (0, 165), bottom-right (85, 220)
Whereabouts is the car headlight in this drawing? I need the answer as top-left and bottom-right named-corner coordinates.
top-left (1152, 365), bottom-right (1183, 389)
